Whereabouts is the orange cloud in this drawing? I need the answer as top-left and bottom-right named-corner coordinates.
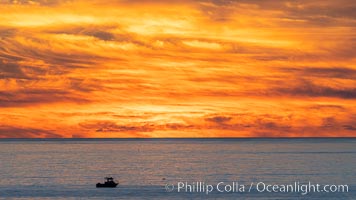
top-left (0, 0), bottom-right (355, 138)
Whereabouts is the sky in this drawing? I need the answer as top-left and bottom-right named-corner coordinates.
top-left (0, 0), bottom-right (355, 138)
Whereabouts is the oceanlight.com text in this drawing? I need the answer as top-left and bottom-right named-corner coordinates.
top-left (165, 181), bottom-right (349, 195)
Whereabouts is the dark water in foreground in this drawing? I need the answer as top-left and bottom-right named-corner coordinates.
top-left (0, 138), bottom-right (355, 199)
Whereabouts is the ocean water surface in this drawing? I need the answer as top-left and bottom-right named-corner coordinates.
top-left (0, 138), bottom-right (355, 199)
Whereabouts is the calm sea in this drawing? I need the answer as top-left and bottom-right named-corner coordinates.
top-left (0, 138), bottom-right (355, 199)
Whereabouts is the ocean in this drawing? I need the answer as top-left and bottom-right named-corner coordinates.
top-left (0, 138), bottom-right (355, 199)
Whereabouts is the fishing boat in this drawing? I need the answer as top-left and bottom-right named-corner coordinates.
top-left (96, 177), bottom-right (118, 188)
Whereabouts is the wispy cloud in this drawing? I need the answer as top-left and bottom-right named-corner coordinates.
top-left (0, 0), bottom-right (355, 137)
top-left (0, 126), bottom-right (62, 138)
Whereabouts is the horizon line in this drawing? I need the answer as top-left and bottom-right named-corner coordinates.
top-left (1, 137), bottom-right (355, 140)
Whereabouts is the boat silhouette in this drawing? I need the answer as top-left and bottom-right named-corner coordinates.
top-left (96, 177), bottom-right (118, 188)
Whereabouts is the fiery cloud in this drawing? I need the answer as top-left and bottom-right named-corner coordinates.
top-left (0, 0), bottom-right (355, 138)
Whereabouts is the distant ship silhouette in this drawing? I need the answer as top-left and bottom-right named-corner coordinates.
top-left (96, 177), bottom-right (118, 188)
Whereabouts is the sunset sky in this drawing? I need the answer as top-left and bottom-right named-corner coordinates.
top-left (0, 0), bottom-right (355, 138)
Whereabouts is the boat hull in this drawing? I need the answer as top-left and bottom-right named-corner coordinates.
top-left (96, 183), bottom-right (118, 188)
